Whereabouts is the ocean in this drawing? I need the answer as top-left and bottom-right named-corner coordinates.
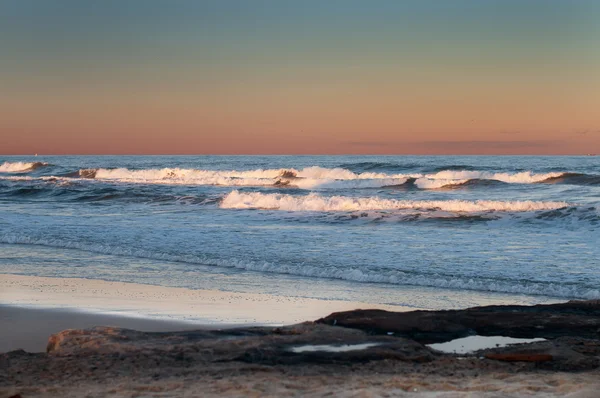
top-left (1, 155), bottom-right (599, 310)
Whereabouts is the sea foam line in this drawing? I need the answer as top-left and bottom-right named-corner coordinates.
top-left (68, 166), bottom-right (569, 188)
top-left (1, 163), bottom-right (588, 189)
top-left (0, 161), bottom-right (48, 173)
top-left (79, 166), bottom-right (566, 183)
top-left (220, 191), bottom-right (570, 213)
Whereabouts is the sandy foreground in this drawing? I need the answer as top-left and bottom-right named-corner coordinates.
top-left (0, 273), bottom-right (408, 352)
top-left (0, 305), bottom-right (221, 353)
top-left (2, 274), bottom-right (600, 397)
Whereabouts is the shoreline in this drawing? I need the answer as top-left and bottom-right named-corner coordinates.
top-left (0, 305), bottom-right (218, 353)
top-left (0, 273), bottom-right (412, 353)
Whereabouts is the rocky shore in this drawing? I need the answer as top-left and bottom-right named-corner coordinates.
top-left (2, 300), bottom-right (600, 397)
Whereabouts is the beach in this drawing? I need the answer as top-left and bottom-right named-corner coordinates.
top-left (0, 273), bottom-right (407, 353)
top-left (2, 0), bottom-right (599, 394)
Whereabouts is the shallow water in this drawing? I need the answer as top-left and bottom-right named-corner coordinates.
top-left (0, 155), bottom-right (598, 308)
top-left (428, 336), bottom-right (547, 355)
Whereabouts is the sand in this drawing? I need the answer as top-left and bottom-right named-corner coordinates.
top-left (0, 305), bottom-right (216, 353)
top-left (5, 369), bottom-right (600, 397)
top-left (0, 273), bottom-right (410, 352)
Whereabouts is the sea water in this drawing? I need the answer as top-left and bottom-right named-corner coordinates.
top-left (1, 155), bottom-right (598, 309)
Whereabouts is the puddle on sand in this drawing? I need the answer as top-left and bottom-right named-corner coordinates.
top-left (427, 336), bottom-right (546, 355)
top-left (289, 343), bottom-right (382, 353)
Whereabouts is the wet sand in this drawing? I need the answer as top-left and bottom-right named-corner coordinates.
top-left (0, 273), bottom-right (409, 353)
top-left (0, 305), bottom-right (214, 353)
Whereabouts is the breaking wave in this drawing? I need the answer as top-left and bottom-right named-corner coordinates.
top-left (0, 161), bottom-right (48, 173)
top-left (34, 165), bottom-right (599, 189)
top-left (75, 166), bottom-right (392, 182)
top-left (3, 161), bottom-right (598, 189)
top-left (52, 166), bottom-right (410, 189)
top-left (413, 178), bottom-right (470, 189)
top-left (220, 190), bottom-right (570, 213)
top-left (541, 172), bottom-right (600, 186)
top-left (423, 170), bottom-right (563, 184)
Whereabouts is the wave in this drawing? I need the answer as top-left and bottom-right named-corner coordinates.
top-left (54, 166), bottom-right (583, 189)
top-left (1, 233), bottom-right (598, 300)
top-left (0, 177), bottom-right (211, 204)
top-left (422, 170), bottom-right (600, 186)
top-left (56, 166), bottom-right (407, 189)
top-left (418, 178), bottom-right (509, 190)
top-left (413, 178), bottom-right (470, 189)
top-left (410, 170), bottom-right (600, 189)
top-left (541, 172), bottom-right (600, 186)
top-left (0, 161), bottom-right (48, 173)
top-left (289, 177), bottom-right (410, 189)
top-left (427, 165), bottom-right (487, 172)
top-left (4, 163), bottom-right (597, 190)
top-left (2, 178), bottom-right (594, 223)
top-left (336, 161), bottom-right (394, 171)
top-left (423, 170), bottom-right (564, 184)
top-left (80, 166), bottom-right (566, 185)
top-left (380, 171), bottom-right (599, 189)
top-left (335, 161), bottom-right (422, 173)
top-left (220, 190), bottom-right (570, 213)
top-left (71, 167), bottom-right (280, 186)
top-left (84, 166), bottom-right (362, 181)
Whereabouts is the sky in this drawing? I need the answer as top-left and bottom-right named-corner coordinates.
top-left (1, 0), bottom-right (599, 155)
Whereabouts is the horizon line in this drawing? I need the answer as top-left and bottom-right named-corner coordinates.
top-left (1, 153), bottom-right (597, 157)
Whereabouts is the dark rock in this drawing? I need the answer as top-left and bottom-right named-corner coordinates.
top-left (484, 353), bottom-right (553, 362)
top-left (237, 338), bottom-right (436, 366)
top-left (316, 300), bottom-right (600, 344)
top-left (475, 337), bottom-right (600, 371)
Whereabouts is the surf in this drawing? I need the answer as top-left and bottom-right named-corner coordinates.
top-left (30, 165), bottom-right (599, 189)
top-left (220, 190), bottom-right (570, 213)
top-left (0, 161), bottom-right (49, 173)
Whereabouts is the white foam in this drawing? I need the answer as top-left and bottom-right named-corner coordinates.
top-left (0, 162), bottom-right (45, 173)
top-left (0, 176), bottom-right (34, 181)
top-left (66, 166), bottom-right (410, 189)
top-left (93, 167), bottom-right (279, 186)
top-left (90, 166), bottom-right (381, 182)
top-left (220, 191), bottom-right (570, 213)
top-left (293, 177), bottom-right (409, 189)
top-left (8, 164), bottom-right (569, 189)
top-left (294, 166), bottom-right (391, 180)
top-left (0, 176), bottom-right (74, 184)
top-left (414, 178), bottom-right (469, 189)
top-left (424, 170), bottom-right (563, 184)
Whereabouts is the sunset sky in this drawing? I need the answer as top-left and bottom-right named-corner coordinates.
top-left (1, 0), bottom-right (599, 155)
